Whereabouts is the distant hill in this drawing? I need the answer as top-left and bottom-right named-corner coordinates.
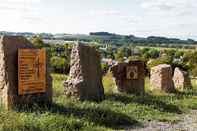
top-left (90, 32), bottom-right (118, 36)
top-left (0, 31), bottom-right (35, 37)
top-left (89, 32), bottom-right (197, 45)
top-left (0, 31), bottom-right (196, 45)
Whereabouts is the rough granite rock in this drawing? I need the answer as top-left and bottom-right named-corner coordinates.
top-left (0, 36), bottom-right (52, 109)
top-left (173, 67), bottom-right (192, 91)
top-left (111, 61), bottom-right (145, 94)
top-left (150, 64), bottom-right (175, 92)
top-left (64, 43), bottom-right (104, 101)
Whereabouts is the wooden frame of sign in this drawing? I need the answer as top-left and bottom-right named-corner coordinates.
top-left (18, 49), bottom-right (46, 95)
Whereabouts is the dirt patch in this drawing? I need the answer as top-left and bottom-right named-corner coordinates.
top-left (129, 110), bottom-right (197, 131)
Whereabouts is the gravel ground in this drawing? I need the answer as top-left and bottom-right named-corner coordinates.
top-left (129, 110), bottom-right (197, 131)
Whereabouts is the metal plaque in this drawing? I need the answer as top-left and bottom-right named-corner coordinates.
top-left (126, 66), bottom-right (138, 79)
top-left (18, 49), bottom-right (46, 95)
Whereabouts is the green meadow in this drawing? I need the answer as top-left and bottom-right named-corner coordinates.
top-left (0, 73), bottom-right (197, 131)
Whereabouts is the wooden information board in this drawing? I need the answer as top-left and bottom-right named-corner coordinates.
top-left (18, 49), bottom-right (46, 95)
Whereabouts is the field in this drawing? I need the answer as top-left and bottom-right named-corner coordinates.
top-left (137, 46), bottom-right (196, 51)
top-left (0, 73), bottom-right (197, 131)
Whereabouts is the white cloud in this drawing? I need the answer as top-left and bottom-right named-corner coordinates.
top-left (0, 0), bottom-right (44, 32)
top-left (141, 0), bottom-right (197, 14)
top-left (135, 0), bottom-right (197, 39)
top-left (89, 9), bottom-right (120, 16)
top-left (120, 15), bottom-right (142, 24)
top-left (0, 0), bottom-right (196, 39)
top-left (5, 0), bottom-right (41, 3)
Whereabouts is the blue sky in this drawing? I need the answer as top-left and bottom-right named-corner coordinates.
top-left (0, 0), bottom-right (197, 40)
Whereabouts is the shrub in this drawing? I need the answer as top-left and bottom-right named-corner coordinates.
top-left (50, 56), bottom-right (67, 73)
top-left (101, 63), bottom-right (109, 75)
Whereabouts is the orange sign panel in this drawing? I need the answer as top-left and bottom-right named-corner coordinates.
top-left (18, 49), bottom-right (46, 95)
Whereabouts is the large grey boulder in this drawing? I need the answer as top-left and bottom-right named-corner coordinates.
top-left (0, 36), bottom-right (52, 109)
top-left (64, 43), bottom-right (104, 101)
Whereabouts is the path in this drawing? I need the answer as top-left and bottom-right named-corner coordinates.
top-left (130, 110), bottom-right (197, 131)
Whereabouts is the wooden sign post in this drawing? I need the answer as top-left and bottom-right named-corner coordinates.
top-left (18, 49), bottom-right (46, 95)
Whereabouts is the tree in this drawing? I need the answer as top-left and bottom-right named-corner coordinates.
top-left (50, 56), bottom-right (66, 73)
top-left (175, 50), bottom-right (184, 58)
top-left (163, 49), bottom-right (176, 58)
top-left (106, 45), bottom-right (114, 59)
top-left (140, 48), bottom-right (150, 54)
top-left (63, 44), bottom-right (71, 73)
top-left (148, 48), bottom-right (160, 59)
top-left (101, 63), bottom-right (109, 75)
top-left (31, 36), bottom-right (45, 48)
top-left (115, 47), bottom-right (124, 62)
top-left (147, 59), bottom-right (166, 71)
top-left (183, 51), bottom-right (197, 69)
top-left (191, 66), bottom-right (197, 77)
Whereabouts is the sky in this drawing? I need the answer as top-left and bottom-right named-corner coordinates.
top-left (0, 0), bottom-right (197, 40)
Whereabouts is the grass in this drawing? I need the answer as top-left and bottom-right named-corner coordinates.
top-left (0, 73), bottom-right (197, 130)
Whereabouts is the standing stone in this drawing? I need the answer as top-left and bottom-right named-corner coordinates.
top-left (111, 60), bottom-right (145, 94)
top-left (0, 36), bottom-right (52, 109)
top-left (150, 64), bottom-right (175, 92)
top-left (173, 67), bottom-right (192, 91)
top-left (64, 43), bottom-right (104, 101)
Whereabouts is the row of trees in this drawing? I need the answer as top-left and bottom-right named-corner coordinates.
top-left (100, 45), bottom-right (197, 76)
top-left (31, 36), bottom-right (197, 77)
